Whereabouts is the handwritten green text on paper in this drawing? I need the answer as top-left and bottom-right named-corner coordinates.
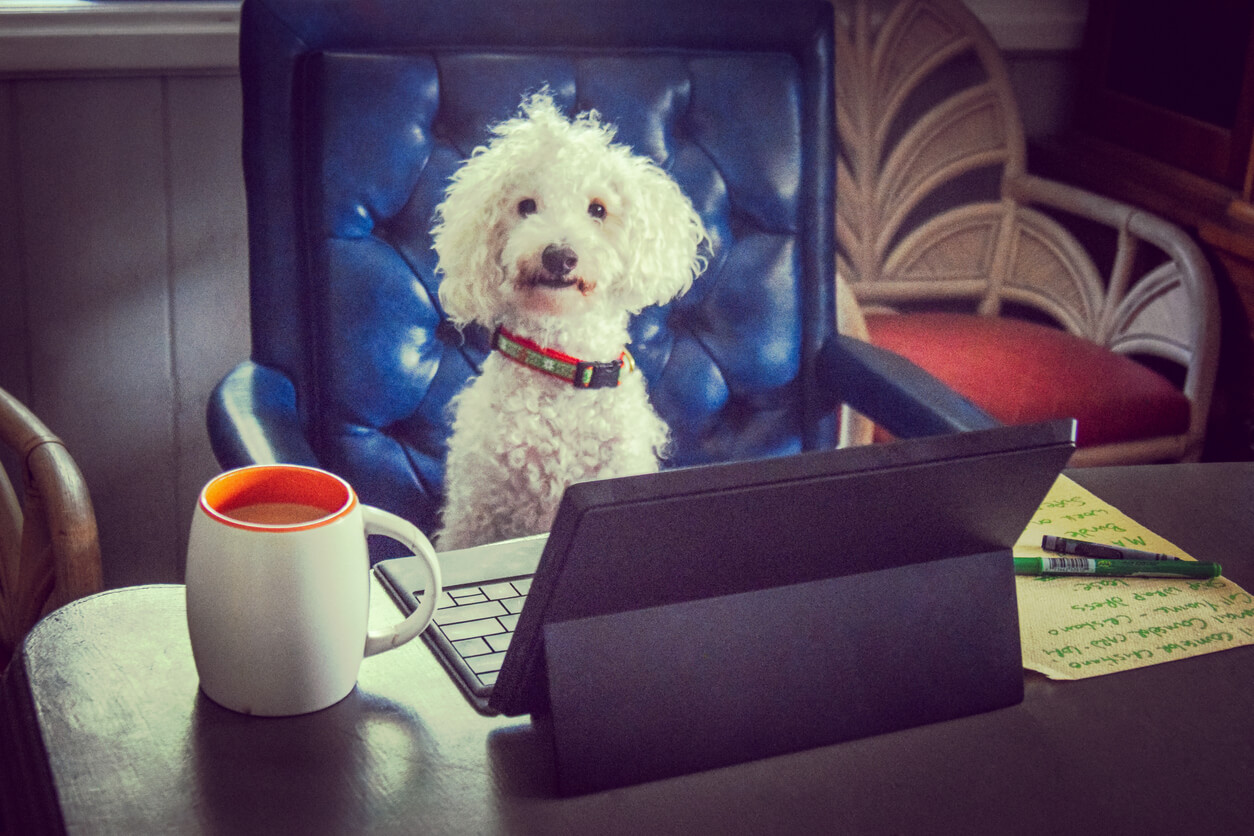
top-left (1015, 474), bottom-right (1254, 679)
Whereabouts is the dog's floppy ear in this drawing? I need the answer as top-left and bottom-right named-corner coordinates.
top-left (615, 158), bottom-right (709, 312)
top-left (432, 149), bottom-right (512, 328)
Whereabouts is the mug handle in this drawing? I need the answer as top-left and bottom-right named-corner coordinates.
top-left (361, 506), bottom-right (443, 658)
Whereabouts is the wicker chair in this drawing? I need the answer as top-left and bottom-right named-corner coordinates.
top-left (833, 0), bottom-right (1220, 465)
top-left (0, 387), bottom-right (102, 670)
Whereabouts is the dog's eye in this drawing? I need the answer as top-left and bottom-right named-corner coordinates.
top-left (588, 201), bottom-right (606, 220)
top-left (518, 198), bottom-right (537, 217)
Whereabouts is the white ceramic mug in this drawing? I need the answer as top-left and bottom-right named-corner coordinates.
top-left (186, 464), bottom-right (441, 716)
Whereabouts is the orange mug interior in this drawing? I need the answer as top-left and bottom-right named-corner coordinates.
top-left (201, 465), bottom-right (356, 530)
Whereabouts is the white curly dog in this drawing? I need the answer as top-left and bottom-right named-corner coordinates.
top-left (432, 92), bottom-right (708, 551)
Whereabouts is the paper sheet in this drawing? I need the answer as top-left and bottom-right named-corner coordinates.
top-left (1014, 474), bottom-right (1254, 679)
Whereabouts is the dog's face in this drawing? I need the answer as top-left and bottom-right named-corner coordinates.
top-left (433, 92), bottom-right (707, 334)
top-left (495, 166), bottom-right (627, 320)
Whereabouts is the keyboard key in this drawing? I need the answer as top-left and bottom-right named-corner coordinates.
top-left (467, 651), bottom-right (508, 675)
top-left (439, 619), bottom-right (505, 642)
top-left (481, 581), bottom-right (520, 600)
top-left (434, 600), bottom-right (508, 625)
top-left (449, 590), bottom-right (488, 606)
top-left (485, 633), bottom-right (512, 653)
top-left (478, 671), bottom-right (499, 686)
top-left (499, 613), bottom-right (520, 631)
top-left (503, 597), bottom-right (527, 614)
top-left (452, 637), bottom-right (491, 657)
top-left (512, 578), bottom-right (532, 595)
top-left (430, 592), bottom-right (458, 610)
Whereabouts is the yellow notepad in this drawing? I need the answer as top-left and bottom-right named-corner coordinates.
top-left (1015, 474), bottom-right (1254, 679)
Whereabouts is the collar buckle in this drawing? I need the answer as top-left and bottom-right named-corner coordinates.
top-left (574, 358), bottom-right (623, 389)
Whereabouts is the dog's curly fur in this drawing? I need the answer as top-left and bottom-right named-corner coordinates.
top-left (432, 92), bottom-right (708, 550)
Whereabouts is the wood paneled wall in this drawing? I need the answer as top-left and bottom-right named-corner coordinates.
top-left (0, 73), bottom-right (248, 586)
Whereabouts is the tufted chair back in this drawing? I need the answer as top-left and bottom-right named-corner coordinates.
top-left (209, 0), bottom-right (992, 544)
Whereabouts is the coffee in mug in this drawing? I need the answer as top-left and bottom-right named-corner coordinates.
top-left (223, 502), bottom-right (329, 526)
top-left (186, 464), bottom-right (442, 716)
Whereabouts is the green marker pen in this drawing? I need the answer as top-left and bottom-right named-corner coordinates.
top-left (1013, 556), bottom-right (1221, 579)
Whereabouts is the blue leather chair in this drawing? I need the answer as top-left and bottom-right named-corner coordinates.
top-left (209, 0), bottom-right (994, 552)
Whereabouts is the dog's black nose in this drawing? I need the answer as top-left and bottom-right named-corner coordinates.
top-left (542, 244), bottom-right (578, 277)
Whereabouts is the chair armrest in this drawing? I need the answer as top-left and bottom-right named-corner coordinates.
top-left (1007, 171), bottom-right (1220, 437)
top-left (207, 361), bottom-right (319, 469)
top-left (1008, 173), bottom-right (1216, 289)
top-left (817, 334), bottom-right (999, 439)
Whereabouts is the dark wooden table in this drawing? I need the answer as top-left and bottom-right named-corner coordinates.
top-left (3, 464), bottom-right (1254, 835)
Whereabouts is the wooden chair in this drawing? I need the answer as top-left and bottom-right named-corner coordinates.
top-left (0, 387), bottom-right (102, 670)
top-left (833, 0), bottom-right (1220, 465)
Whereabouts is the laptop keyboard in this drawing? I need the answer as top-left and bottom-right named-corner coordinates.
top-left (418, 577), bottom-right (531, 688)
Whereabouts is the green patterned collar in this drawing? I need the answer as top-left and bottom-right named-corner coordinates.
top-left (492, 327), bottom-right (631, 389)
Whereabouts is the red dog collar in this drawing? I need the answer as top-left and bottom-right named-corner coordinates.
top-left (493, 327), bottom-right (631, 389)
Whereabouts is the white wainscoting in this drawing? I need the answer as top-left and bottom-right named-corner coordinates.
top-left (0, 70), bottom-right (249, 586)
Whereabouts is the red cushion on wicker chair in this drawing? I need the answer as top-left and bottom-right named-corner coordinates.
top-left (865, 312), bottom-right (1191, 447)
